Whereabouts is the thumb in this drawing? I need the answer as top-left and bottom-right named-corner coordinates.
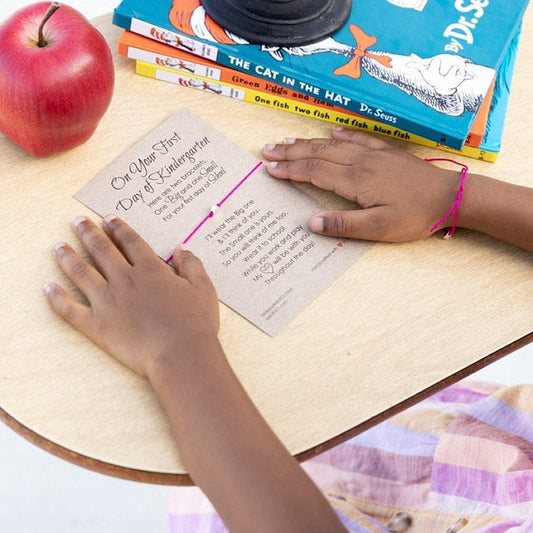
top-left (309, 208), bottom-right (394, 242)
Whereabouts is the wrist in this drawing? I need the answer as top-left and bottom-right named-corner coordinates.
top-left (454, 173), bottom-right (533, 251)
top-left (454, 172), bottom-right (508, 234)
top-left (425, 158), bottom-right (468, 238)
top-left (454, 172), bottom-right (484, 231)
top-left (146, 332), bottom-right (223, 387)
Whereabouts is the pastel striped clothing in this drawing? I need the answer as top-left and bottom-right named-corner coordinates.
top-left (168, 381), bottom-right (533, 532)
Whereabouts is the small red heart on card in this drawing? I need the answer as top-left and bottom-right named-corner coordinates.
top-left (336, 241), bottom-right (345, 248)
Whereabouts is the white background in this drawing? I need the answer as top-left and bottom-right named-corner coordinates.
top-left (1, 2), bottom-right (531, 532)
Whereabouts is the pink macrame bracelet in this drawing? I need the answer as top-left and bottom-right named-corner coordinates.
top-left (165, 160), bottom-right (263, 264)
top-left (424, 157), bottom-right (468, 239)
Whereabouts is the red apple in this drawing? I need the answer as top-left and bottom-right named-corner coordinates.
top-left (0, 2), bottom-right (114, 157)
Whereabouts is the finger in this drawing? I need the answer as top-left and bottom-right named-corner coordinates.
top-left (72, 216), bottom-right (130, 279)
top-left (44, 282), bottom-right (94, 335)
top-left (331, 127), bottom-right (391, 150)
top-left (309, 207), bottom-right (403, 242)
top-left (263, 138), bottom-right (366, 166)
top-left (265, 157), bottom-right (359, 201)
top-left (103, 215), bottom-right (159, 268)
top-left (172, 246), bottom-right (216, 291)
top-left (53, 241), bottom-right (107, 297)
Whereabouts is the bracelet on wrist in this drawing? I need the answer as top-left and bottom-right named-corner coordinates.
top-left (424, 158), bottom-right (468, 239)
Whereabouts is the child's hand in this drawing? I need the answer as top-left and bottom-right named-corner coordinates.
top-left (45, 216), bottom-right (219, 378)
top-left (263, 128), bottom-right (460, 242)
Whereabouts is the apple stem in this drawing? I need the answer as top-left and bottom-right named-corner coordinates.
top-left (37, 2), bottom-right (61, 48)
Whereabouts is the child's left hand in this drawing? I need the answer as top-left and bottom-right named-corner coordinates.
top-left (262, 129), bottom-right (459, 242)
top-left (45, 215), bottom-right (220, 378)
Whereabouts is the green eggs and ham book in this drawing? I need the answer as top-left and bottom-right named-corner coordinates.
top-left (113, 0), bottom-right (530, 150)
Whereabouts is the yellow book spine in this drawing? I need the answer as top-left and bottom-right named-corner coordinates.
top-left (135, 60), bottom-right (498, 163)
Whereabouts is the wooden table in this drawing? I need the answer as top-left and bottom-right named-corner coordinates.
top-left (1, 13), bottom-right (531, 485)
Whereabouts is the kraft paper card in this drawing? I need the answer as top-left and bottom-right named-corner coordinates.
top-left (76, 108), bottom-right (370, 336)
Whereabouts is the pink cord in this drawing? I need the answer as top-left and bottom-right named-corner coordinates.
top-left (165, 161), bottom-right (263, 263)
top-left (425, 158), bottom-right (468, 239)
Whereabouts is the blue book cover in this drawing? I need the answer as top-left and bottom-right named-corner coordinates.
top-left (478, 22), bottom-right (521, 154)
top-left (432, 21), bottom-right (521, 161)
top-left (113, 0), bottom-right (529, 149)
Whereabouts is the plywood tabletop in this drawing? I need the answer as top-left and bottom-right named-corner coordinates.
top-left (0, 11), bottom-right (531, 484)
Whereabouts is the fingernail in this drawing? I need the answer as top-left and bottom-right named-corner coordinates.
top-left (309, 216), bottom-right (324, 232)
top-left (43, 283), bottom-right (54, 296)
top-left (283, 137), bottom-right (296, 144)
top-left (333, 126), bottom-right (345, 132)
top-left (104, 214), bottom-right (117, 225)
top-left (263, 143), bottom-right (276, 151)
top-left (72, 215), bottom-right (86, 228)
top-left (267, 161), bottom-right (278, 169)
top-left (53, 242), bottom-right (66, 255)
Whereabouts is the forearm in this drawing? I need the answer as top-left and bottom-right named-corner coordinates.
top-left (458, 174), bottom-right (533, 252)
top-left (148, 336), bottom-right (346, 533)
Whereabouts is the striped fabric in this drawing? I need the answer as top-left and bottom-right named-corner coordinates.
top-left (168, 381), bottom-right (533, 532)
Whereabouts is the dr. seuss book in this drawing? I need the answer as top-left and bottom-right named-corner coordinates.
top-left (452, 22), bottom-right (522, 159)
top-left (119, 27), bottom-right (522, 162)
top-left (132, 55), bottom-right (502, 162)
top-left (113, 0), bottom-right (529, 149)
top-left (118, 29), bottom-right (492, 149)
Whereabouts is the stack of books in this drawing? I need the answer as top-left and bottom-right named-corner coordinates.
top-left (112, 0), bottom-right (529, 162)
